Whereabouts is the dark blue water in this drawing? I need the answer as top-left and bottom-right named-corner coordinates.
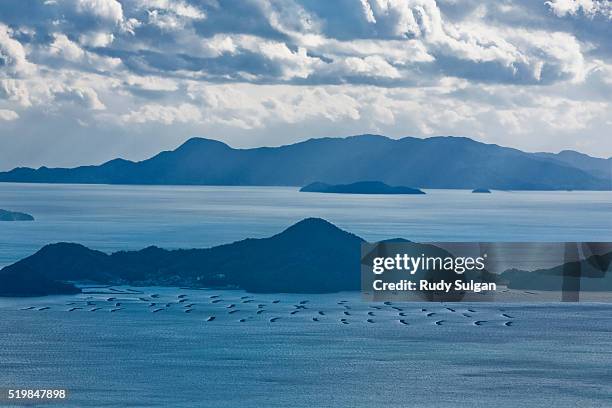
top-left (1, 289), bottom-right (611, 408)
top-left (1, 183), bottom-right (611, 407)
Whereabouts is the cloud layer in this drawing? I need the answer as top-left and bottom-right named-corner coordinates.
top-left (0, 0), bottom-right (610, 169)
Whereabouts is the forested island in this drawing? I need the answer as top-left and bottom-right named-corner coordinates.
top-left (1, 218), bottom-right (610, 297)
top-left (300, 181), bottom-right (425, 194)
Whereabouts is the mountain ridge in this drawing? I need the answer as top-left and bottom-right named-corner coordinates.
top-left (0, 134), bottom-right (610, 190)
top-left (2, 217), bottom-right (610, 296)
top-left (0, 217), bottom-right (364, 296)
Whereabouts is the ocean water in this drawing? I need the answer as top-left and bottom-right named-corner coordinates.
top-left (1, 183), bottom-right (611, 266)
top-left (1, 183), bottom-right (612, 407)
top-left (1, 288), bottom-right (611, 408)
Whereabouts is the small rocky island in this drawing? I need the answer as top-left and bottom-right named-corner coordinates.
top-left (0, 209), bottom-right (34, 221)
top-left (472, 188), bottom-right (491, 193)
top-left (300, 181), bottom-right (425, 195)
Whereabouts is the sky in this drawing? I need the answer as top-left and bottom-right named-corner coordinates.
top-left (0, 0), bottom-right (610, 170)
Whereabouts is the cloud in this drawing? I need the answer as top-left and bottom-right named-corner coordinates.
top-left (254, 40), bottom-right (320, 80)
top-left (55, 85), bottom-right (106, 110)
top-left (125, 74), bottom-right (179, 91)
top-left (140, 0), bottom-right (206, 31)
top-left (79, 31), bottom-right (115, 47)
top-left (140, 0), bottom-right (206, 20)
top-left (1, 0), bottom-right (606, 85)
top-left (120, 102), bottom-right (201, 124)
top-left (0, 0), bottom-right (610, 170)
top-left (0, 79), bottom-right (32, 106)
top-left (75, 0), bottom-right (124, 24)
top-left (40, 33), bottom-right (122, 72)
top-left (0, 108), bottom-right (18, 120)
top-left (546, 0), bottom-right (612, 19)
top-left (0, 23), bottom-right (35, 76)
top-left (330, 55), bottom-right (401, 79)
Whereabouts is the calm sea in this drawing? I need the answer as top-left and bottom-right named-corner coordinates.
top-left (1, 183), bottom-right (611, 266)
top-left (1, 183), bottom-right (611, 407)
top-left (1, 289), bottom-right (611, 408)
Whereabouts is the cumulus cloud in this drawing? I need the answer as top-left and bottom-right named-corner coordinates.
top-left (75, 0), bottom-right (124, 25)
top-left (546, 0), bottom-right (612, 19)
top-left (0, 0), bottom-right (610, 169)
top-left (0, 108), bottom-right (18, 121)
top-left (121, 102), bottom-right (201, 124)
top-left (3, 0), bottom-right (605, 85)
top-left (0, 79), bottom-right (32, 106)
top-left (0, 23), bottom-right (35, 76)
top-left (125, 74), bottom-right (178, 91)
top-left (41, 33), bottom-right (122, 72)
top-left (55, 85), bottom-right (106, 110)
top-left (330, 55), bottom-right (401, 79)
top-left (140, 0), bottom-right (206, 31)
top-left (79, 31), bottom-right (115, 47)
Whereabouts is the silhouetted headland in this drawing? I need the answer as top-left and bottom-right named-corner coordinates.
top-left (0, 263), bottom-right (80, 296)
top-left (0, 218), bottom-right (362, 296)
top-left (0, 209), bottom-right (34, 221)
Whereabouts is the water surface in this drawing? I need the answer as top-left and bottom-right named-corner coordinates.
top-left (1, 183), bottom-right (611, 407)
top-left (1, 183), bottom-right (610, 266)
top-left (0, 288), bottom-right (611, 408)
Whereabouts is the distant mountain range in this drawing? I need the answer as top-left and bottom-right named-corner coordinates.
top-left (2, 218), bottom-right (610, 297)
top-left (535, 150), bottom-right (612, 182)
top-left (0, 135), bottom-right (610, 190)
